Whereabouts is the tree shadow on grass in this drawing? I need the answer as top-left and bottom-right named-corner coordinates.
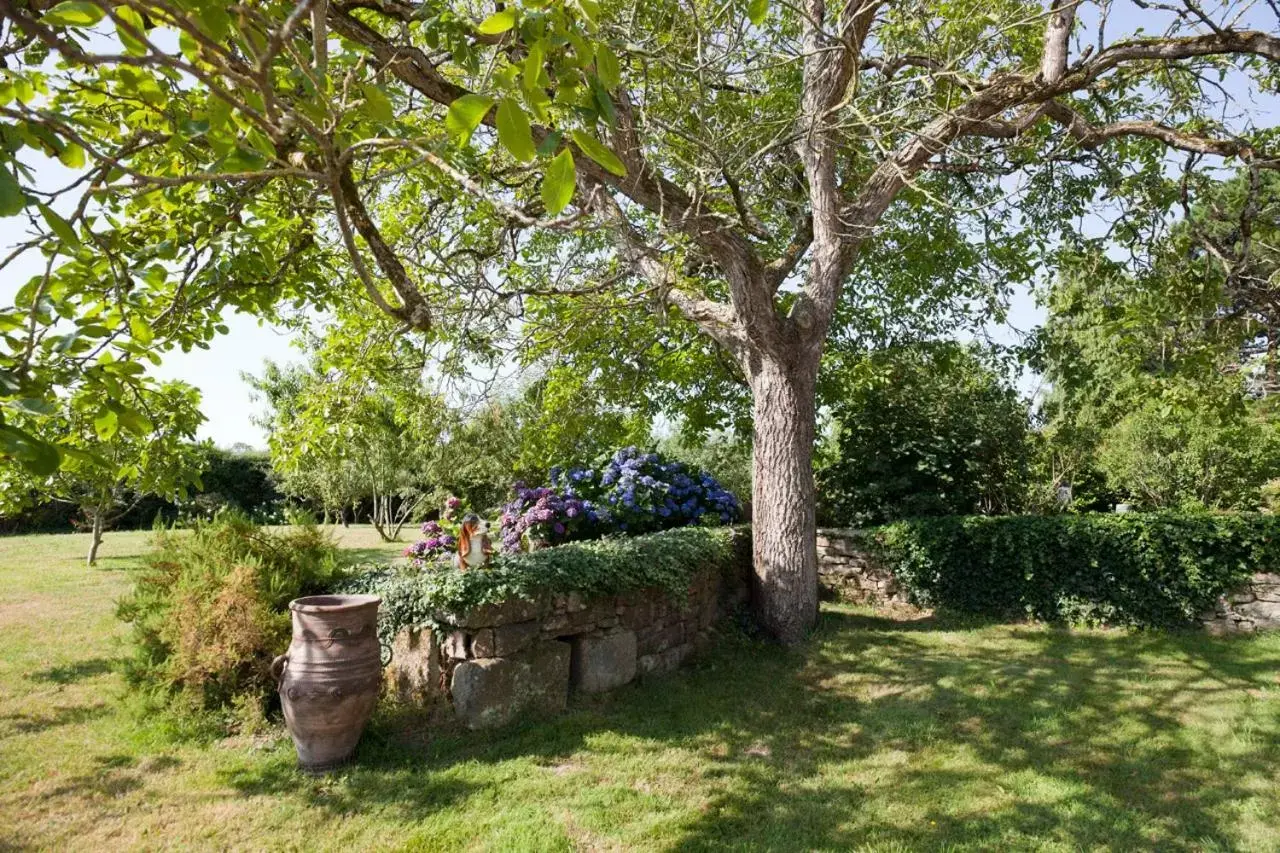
top-left (0, 702), bottom-right (110, 735)
top-left (27, 657), bottom-right (116, 685)
top-left (224, 606), bottom-right (1280, 849)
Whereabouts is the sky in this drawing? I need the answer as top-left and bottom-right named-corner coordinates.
top-left (1, 3), bottom-right (1274, 449)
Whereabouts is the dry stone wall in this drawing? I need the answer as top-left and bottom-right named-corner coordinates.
top-left (815, 528), bottom-right (907, 606)
top-left (386, 562), bottom-right (751, 729)
top-left (1201, 573), bottom-right (1280, 634)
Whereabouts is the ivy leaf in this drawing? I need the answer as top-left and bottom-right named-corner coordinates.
top-left (477, 9), bottom-right (517, 34)
top-left (496, 99), bottom-right (536, 163)
top-left (40, 1), bottom-right (105, 27)
top-left (747, 0), bottom-right (769, 25)
top-left (360, 83), bottom-right (395, 125)
top-left (542, 149), bottom-right (576, 215)
top-left (0, 169), bottom-right (26, 217)
top-left (570, 130), bottom-right (626, 177)
top-left (445, 94), bottom-right (495, 146)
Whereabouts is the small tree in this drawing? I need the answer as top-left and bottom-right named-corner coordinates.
top-left (0, 381), bottom-right (205, 564)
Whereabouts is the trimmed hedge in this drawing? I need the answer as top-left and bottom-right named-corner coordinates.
top-left (340, 525), bottom-right (749, 644)
top-left (872, 513), bottom-right (1279, 628)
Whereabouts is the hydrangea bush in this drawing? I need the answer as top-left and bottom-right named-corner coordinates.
top-left (404, 496), bottom-right (463, 569)
top-left (498, 447), bottom-right (742, 553)
top-left (498, 485), bottom-right (606, 552)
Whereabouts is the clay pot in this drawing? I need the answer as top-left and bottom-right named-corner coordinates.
top-left (272, 594), bottom-right (382, 772)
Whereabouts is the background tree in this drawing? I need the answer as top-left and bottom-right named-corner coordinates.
top-left (3, 0), bottom-right (1280, 640)
top-left (818, 343), bottom-right (1032, 525)
top-left (0, 380), bottom-right (205, 564)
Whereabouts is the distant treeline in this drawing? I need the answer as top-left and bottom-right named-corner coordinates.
top-left (0, 448), bottom-right (283, 535)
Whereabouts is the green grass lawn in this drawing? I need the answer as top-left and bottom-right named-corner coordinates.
top-left (2, 527), bottom-right (1280, 851)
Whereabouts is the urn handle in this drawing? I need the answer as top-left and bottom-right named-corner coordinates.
top-left (270, 653), bottom-right (289, 684)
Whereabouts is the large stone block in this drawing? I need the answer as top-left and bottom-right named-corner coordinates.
top-left (450, 641), bottom-right (570, 729)
top-left (445, 594), bottom-right (551, 629)
top-left (387, 628), bottom-right (441, 702)
top-left (570, 629), bottom-right (637, 693)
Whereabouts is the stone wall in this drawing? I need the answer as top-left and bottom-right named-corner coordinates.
top-left (1201, 573), bottom-right (1280, 634)
top-left (815, 528), bottom-right (907, 606)
top-left (386, 561), bottom-right (751, 729)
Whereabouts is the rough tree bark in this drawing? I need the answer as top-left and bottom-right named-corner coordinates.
top-left (748, 353), bottom-right (821, 642)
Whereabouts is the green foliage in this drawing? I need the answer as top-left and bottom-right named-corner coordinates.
top-left (340, 525), bottom-right (748, 644)
top-left (188, 446), bottom-right (282, 520)
top-left (1034, 186), bottom-right (1280, 510)
top-left (818, 344), bottom-right (1032, 525)
top-left (116, 513), bottom-right (341, 723)
top-left (0, 380), bottom-right (207, 560)
top-left (872, 513), bottom-right (1272, 628)
top-left (1095, 398), bottom-right (1280, 510)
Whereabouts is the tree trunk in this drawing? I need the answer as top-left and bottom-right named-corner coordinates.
top-left (748, 354), bottom-right (820, 644)
top-left (86, 510), bottom-right (105, 567)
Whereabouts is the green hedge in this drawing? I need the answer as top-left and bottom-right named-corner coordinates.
top-left (340, 525), bottom-right (750, 644)
top-left (871, 513), bottom-right (1279, 628)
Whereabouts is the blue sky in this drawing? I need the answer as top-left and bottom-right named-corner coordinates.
top-left (1, 3), bottom-right (1275, 448)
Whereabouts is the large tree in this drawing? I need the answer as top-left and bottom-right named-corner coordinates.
top-left (2, 0), bottom-right (1279, 640)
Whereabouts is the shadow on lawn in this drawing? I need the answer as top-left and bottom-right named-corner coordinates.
top-left (224, 608), bottom-right (1280, 849)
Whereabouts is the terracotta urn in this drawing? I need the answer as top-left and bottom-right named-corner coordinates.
top-left (272, 594), bottom-right (382, 772)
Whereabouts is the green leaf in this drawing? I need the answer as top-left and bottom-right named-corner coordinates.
top-left (747, 0), bottom-right (769, 25)
top-left (129, 315), bottom-right (154, 344)
top-left (570, 130), bottom-right (626, 177)
top-left (57, 143), bottom-right (86, 169)
top-left (93, 408), bottom-right (119, 441)
top-left (477, 9), bottom-right (517, 34)
top-left (496, 99), bottom-right (536, 163)
top-left (117, 408), bottom-right (153, 436)
top-left (542, 148), bottom-right (575, 215)
top-left (38, 204), bottom-right (80, 249)
top-left (7, 397), bottom-right (55, 416)
top-left (41, 1), bottom-right (105, 27)
top-left (0, 424), bottom-right (61, 475)
top-left (596, 45), bottom-right (621, 90)
top-left (115, 6), bottom-right (148, 55)
top-left (536, 130), bottom-right (563, 157)
top-left (360, 83), bottom-right (395, 125)
top-left (445, 94), bottom-right (495, 146)
top-left (0, 168), bottom-right (26, 217)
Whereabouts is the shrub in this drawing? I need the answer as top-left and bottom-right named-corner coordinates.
top-left (404, 497), bottom-right (463, 568)
top-left (498, 484), bottom-right (609, 551)
top-left (871, 513), bottom-right (1276, 627)
top-left (340, 525), bottom-right (749, 644)
top-left (497, 447), bottom-right (742, 553)
top-left (117, 512), bottom-right (341, 722)
top-left (817, 343), bottom-right (1032, 526)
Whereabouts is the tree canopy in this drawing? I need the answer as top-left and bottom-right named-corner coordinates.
top-left (2, 0), bottom-right (1279, 640)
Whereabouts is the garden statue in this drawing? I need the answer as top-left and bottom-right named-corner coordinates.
top-left (457, 513), bottom-right (495, 570)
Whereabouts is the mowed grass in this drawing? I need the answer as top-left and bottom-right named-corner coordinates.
top-left (3, 528), bottom-right (1280, 851)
